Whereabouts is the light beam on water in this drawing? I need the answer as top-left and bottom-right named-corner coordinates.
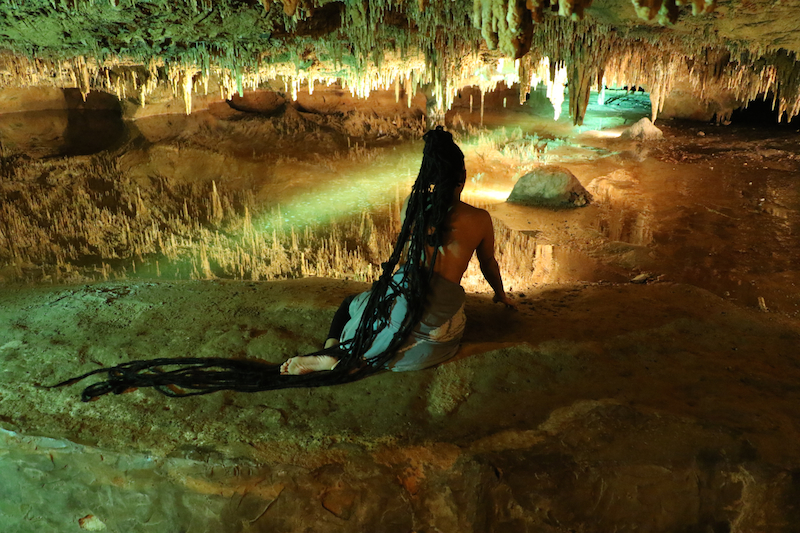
top-left (257, 144), bottom-right (422, 231)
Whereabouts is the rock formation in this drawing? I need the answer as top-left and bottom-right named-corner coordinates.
top-left (620, 116), bottom-right (664, 140)
top-left (507, 165), bottom-right (593, 207)
top-left (0, 0), bottom-right (798, 125)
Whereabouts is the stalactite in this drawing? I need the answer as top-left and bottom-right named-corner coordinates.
top-left (632, 0), bottom-right (663, 22)
top-left (480, 87), bottom-right (485, 125)
top-left (628, 0), bottom-right (713, 23)
top-left (78, 57), bottom-right (90, 101)
top-left (568, 58), bottom-right (593, 125)
top-left (515, 54), bottom-right (552, 105)
top-left (0, 0), bottom-right (798, 126)
top-left (472, 0), bottom-right (533, 58)
top-left (685, 0), bottom-right (716, 16)
top-left (518, 54), bottom-right (532, 104)
top-left (547, 62), bottom-right (567, 120)
top-left (597, 75), bottom-right (605, 105)
top-left (646, 58), bottom-right (680, 122)
top-left (182, 68), bottom-right (196, 115)
top-left (558, 0), bottom-right (583, 20)
top-left (405, 74), bottom-right (414, 108)
top-left (473, 0), bottom-right (499, 50)
top-left (529, 19), bottom-right (612, 125)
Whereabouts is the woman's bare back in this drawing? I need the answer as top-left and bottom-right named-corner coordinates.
top-left (401, 192), bottom-right (511, 306)
top-left (429, 200), bottom-right (495, 285)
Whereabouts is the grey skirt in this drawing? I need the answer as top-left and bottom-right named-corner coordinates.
top-left (339, 269), bottom-right (466, 371)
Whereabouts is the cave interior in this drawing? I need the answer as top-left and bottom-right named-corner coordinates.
top-left (1, 0), bottom-right (800, 531)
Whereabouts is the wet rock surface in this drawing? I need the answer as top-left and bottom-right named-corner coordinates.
top-left (2, 86), bottom-right (800, 531)
top-left (507, 166), bottom-right (592, 208)
top-left (2, 279), bottom-right (800, 531)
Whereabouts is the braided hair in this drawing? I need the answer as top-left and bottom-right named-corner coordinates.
top-left (57, 127), bottom-right (466, 400)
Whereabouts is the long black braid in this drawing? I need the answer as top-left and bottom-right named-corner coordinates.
top-left (53, 127), bottom-right (466, 401)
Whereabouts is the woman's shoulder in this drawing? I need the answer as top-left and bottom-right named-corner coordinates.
top-left (454, 201), bottom-right (491, 222)
top-left (455, 200), bottom-right (486, 213)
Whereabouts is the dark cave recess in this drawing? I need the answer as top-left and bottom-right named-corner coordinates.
top-left (62, 88), bottom-right (127, 156)
top-left (730, 94), bottom-right (800, 128)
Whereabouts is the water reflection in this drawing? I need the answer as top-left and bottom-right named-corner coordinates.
top-left (1, 96), bottom-right (799, 316)
top-left (0, 89), bottom-right (125, 157)
top-left (593, 207), bottom-right (653, 246)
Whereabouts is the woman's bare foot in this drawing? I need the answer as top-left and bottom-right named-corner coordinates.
top-left (280, 355), bottom-right (339, 375)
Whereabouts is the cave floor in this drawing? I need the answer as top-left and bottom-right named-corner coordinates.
top-left (2, 91), bottom-right (800, 531)
top-left (1, 277), bottom-right (800, 531)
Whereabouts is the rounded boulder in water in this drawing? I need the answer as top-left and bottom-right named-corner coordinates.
top-left (507, 166), bottom-right (592, 208)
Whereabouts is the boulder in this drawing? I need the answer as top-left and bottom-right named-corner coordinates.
top-left (507, 166), bottom-right (592, 208)
top-left (586, 169), bottom-right (640, 204)
top-left (620, 117), bottom-right (663, 140)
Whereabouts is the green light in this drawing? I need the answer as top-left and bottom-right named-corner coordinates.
top-left (258, 145), bottom-right (421, 231)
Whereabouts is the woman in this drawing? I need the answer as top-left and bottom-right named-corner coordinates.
top-left (281, 127), bottom-right (515, 375)
top-left (61, 127), bottom-right (513, 400)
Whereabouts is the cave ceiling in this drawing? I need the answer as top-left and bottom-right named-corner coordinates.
top-left (0, 0), bottom-right (799, 124)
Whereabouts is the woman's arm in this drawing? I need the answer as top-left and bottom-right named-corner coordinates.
top-left (475, 211), bottom-right (517, 309)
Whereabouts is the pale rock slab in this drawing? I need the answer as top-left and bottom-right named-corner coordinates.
top-left (620, 117), bottom-right (664, 140)
top-left (586, 169), bottom-right (640, 205)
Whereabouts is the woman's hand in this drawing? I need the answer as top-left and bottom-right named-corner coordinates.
top-left (492, 292), bottom-right (518, 310)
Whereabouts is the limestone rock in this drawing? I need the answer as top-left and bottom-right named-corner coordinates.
top-left (507, 166), bottom-right (592, 208)
top-left (620, 117), bottom-right (664, 140)
top-left (427, 363), bottom-right (472, 416)
top-left (586, 169), bottom-right (640, 204)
